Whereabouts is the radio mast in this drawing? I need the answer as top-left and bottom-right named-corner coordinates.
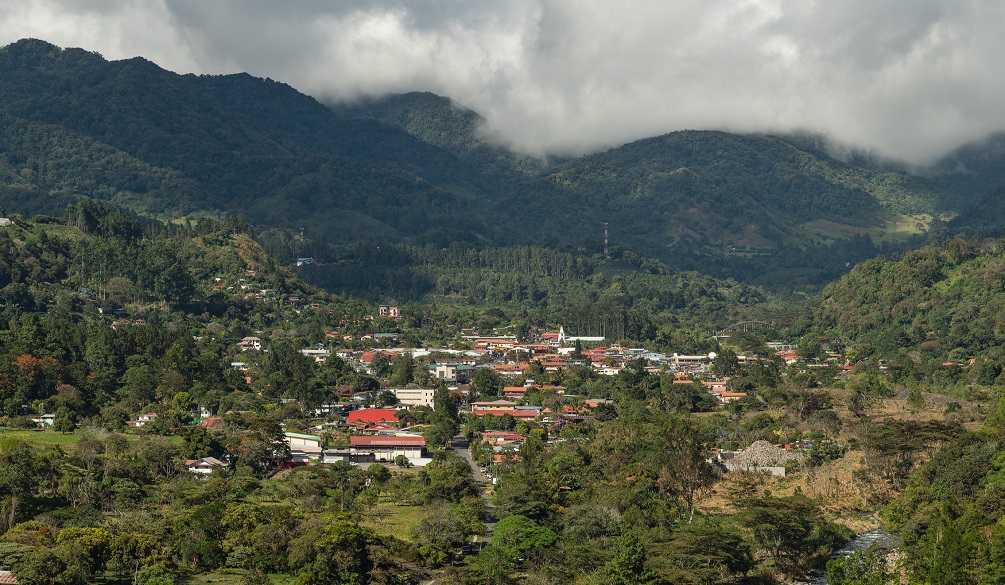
top-left (603, 222), bottom-right (609, 258)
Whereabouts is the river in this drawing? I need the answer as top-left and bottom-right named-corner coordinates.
top-left (798, 529), bottom-right (902, 584)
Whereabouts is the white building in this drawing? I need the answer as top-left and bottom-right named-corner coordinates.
top-left (390, 387), bottom-right (436, 408)
top-left (186, 457), bottom-right (226, 475)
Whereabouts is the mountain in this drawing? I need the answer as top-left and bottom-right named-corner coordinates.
top-left (0, 38), bottom-right (497, 242)
top-left (333, 96), bottom-right (964, 284)
top-left (329, 91), bottom-right (547, 186)
top-left (816, 236), bottom-right (1005, 360)
top-left (3, 38), bottom-right (1003, 287)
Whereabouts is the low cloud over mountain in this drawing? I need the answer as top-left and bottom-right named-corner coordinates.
top-left (2, 1), bottom-right (1004, 164)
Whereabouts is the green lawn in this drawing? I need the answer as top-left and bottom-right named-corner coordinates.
top-left (0, 428), bottom-right (85, 448)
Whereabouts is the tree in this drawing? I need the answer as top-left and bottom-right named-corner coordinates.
top-left (825, 547), bottom-right (893, 585)
top-left (53, 406), bottom-right (77, 434)
top-left (652, 414), bottom-right (718, 523)
top-left (56, 527), bottom-right (112, 576)
top-left (411, 503), bottom-right (468, 566)
top-left (739, 494), bottom-right (851, 578)
top-left (288, 514), bottom-right (372, 585)
top-left (712, 347), bottom-right (740, 376)
top-left (597, 532), bottom-right (660, 585)
top-left (13, 547), bottom-right (86, 585)
top-left (490, 515), bottom-right (557, 559)
top-left (0, 439), bottom-right (55, 530)
top-left (471, 368), bottom-right (502, 400)
top-left (665, 518), bottom-right (753, 583)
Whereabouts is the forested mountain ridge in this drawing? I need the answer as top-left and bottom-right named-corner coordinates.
top-left (1, 38), bottom-right (1002, 287)
top-left (814, 236), bottom-right (1005, 374)
top-left (0, 38), bottom-right (497, 242)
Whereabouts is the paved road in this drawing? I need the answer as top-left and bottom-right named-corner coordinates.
top-left (450, 433), bottom-right (496, 548)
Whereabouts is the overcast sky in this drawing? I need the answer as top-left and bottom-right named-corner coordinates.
top-left (1, 0), bottom-right (1003, 164)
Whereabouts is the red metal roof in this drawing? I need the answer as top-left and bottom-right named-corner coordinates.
top-left (347, 408), bottom-right (399, 424)
top-left (351, 435), bottom-right (425, 447)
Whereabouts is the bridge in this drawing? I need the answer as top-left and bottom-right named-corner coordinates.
top-left (714, 320), bottom-right (775, 338)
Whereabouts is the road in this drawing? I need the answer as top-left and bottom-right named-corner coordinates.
top-left (450, 433), bottom-right (496, 548)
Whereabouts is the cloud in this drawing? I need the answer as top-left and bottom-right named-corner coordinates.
top-left (1, 0), bottom-right (1004, 164)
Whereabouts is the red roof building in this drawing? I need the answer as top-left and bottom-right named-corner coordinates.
top-left (351, 435), bottom-right (425, 447)
top-left (347, 408), bottom-right (400, 425)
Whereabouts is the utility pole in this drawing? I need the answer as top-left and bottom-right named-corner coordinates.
top-left (603, 222), bottom-right (609, 258)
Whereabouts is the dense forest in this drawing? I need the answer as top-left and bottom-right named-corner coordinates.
top-left (4, 38), bottom-right (1005, 288)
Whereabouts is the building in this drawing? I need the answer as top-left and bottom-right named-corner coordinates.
top-left (285, 432), bottom-right (323, 462)
top-left (0, 570), bottom-right (18, 584)
top-left (390, 387), bottom-right (436, 408)
top-left (347, 408), bottom-right (400, 426)
top-left (186, 457), bottom-right (226, 474)
top-left (28, 414), bottom-right (55, 427)
top-left (557, 326), bottom-right (604, 346)
top-left (378, 305), bottom-right (401, 318)
top-left (300, 348), bottom-right (330, 364)
top-left (236, 336), bottom-right (263, 351)
top-left (323, 435), bottom-right (426, 465)
top-left (128, 413), bottom-right (158, 427)
top-left (428, 363), bottom-right (474, 381)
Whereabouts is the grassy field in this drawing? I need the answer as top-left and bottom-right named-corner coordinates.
top-left (800, 214), bottom-right (933, 243)
top-left (0, 427), bottom-right (184, 449)
top-left (360, 502), bottom-right (426, 543)
top-left (0, 428), bottom-right (86, 448)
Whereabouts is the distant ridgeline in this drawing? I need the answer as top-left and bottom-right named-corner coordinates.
top-left (5, 39), bottom-right (1005, 286)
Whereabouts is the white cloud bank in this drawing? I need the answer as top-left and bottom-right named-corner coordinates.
top-left (1, 0), bottom-right (1003, 164)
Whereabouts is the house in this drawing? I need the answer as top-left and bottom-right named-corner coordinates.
top-left (0, 218), bottom-right (12, 227)
top-left (28, 414), bottom-right (55, 427)
top-left (285, 432), bottom-right (322, 449)
top-left (0, 570), bottom-right (18, 584)
top-left (471, 400), bottom-right (518, 411)
top-left (428, 363), bottom-right (474, 381)
top-left (323, 435), bottom-right (426, 465)
top-left (671, 354), bottom-right (709, 370)
top-left (237, 336), bottom-right (263, 351)
top-left (300, 348), bottom-right (330, 364)
top-left (347, 408), bottom-right (400, 426)
top-left (703, 381), bottom-right (728, 394)
top-left (197, 417), bottom-right (226, 431)
top-left (390, 387), bottom-right (436, 408)
top-left (718, 392), bottom-right (749, 403)
top-left (378, 305), bottom-right (401, 318)
top-left (128, 413), bottom-right (158, 427)
top-left (186, 457), bottom-right (226, 474)
top-left (503, 386), bottom-right (530, 399)
top-left (481, 432), bottom-right (526, 446)
top-left (296, 257), bottom-right (315, 266)
top-left (494, 362), bottom-right (528, 376)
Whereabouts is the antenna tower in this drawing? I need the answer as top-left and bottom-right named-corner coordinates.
top-left (603, 222), bottom-right (609, 258)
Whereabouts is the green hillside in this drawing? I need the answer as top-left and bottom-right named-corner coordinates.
top-left (0, 38), bottom-right (995, 288)
top-left (0, 39), bottom-right (495, 242)
top-left (817, 236), bottom-right (1005, 362)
